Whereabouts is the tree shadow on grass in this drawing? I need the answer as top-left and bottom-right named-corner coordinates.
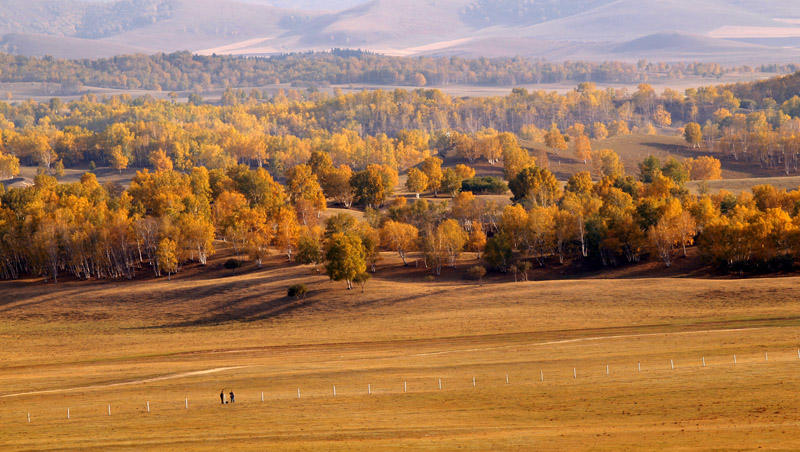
top-left (130, 292), bottom-right (317, 329)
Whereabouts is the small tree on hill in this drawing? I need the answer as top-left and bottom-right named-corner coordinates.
top-left (545, 123), bottom-right (568, 152)
top-left (288, 283), bottom-right (309, 299)
top-left (684, 122), bottom-right (702, 148)
top-left (157, 238), bottom-right (178, 280)
top-left (467, 265), bottom-right (487, 286)
top-left (406, 167), bottom-right (428, 198)
top-left (574, 135), bottom-right (592, 165)
top-left (353, 272), bottom-right (371, 293)
top-left (324, 232), bottom-right (366, 290)
top-left (224, 258), bottom-right (243, 276)
top-left (515, 261), bottom-right (531, 282)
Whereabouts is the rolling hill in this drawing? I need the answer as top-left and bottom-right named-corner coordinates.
top-left (1, 0), bottom-right (799, 63)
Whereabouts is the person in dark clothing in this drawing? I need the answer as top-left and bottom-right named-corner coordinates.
top-left (220, 390), bottom-right (225, 404)
top-left (229, 391), bottom-right (235, 403)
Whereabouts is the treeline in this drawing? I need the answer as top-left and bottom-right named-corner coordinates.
top-left (0, 150), bottom-right (796, 284)
top-left (0, 50), bottom-right (796, 93)
top-left (2, 75), bottom-right (800, 183)
top-left (723, 71), bottom-right (800, 106)
top-left (682, 95), bottom-right (800, 173)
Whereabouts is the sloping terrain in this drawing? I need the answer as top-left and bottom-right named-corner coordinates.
top-left (0, 33), bottom-right (149, 59)
top-left (1, 250), bottom-right (800, 450)
top-left (1, 0), bottom-right (799, 62)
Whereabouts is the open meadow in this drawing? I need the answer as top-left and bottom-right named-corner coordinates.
top-left (1, 250), bottom-right (800, 451)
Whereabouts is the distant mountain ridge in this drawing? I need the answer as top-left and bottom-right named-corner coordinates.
top-left (1, 0), bottom-right (799, 63)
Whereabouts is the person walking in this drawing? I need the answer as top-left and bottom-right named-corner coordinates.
top-left (229, 391), bottom-right (235, 403)
top-left (220, 390), bottom-right (225, 404)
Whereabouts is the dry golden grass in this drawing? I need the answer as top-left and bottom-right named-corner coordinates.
top-left (686, 176), bottom-right (800, 195)
top-left (2, 254), bottom-right (800, 451)
top-left (523, 134), bottom-right (784, 183)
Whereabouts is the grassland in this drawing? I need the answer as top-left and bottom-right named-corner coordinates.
top-left (1, 249), bottom-right (800, 451)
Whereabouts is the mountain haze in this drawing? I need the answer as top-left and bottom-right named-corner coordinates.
top-left (1, 0), bottom-right (799, 63)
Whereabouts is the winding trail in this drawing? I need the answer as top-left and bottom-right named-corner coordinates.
top-left (0, 366), bottom-right (250, 398)
top-left (413, 327), bottom-right (762, 357)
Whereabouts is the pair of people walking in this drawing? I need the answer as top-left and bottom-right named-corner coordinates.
top-left (220, 390), bottom-right (235, 404)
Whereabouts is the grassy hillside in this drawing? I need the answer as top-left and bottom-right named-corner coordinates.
top-left (1, 251), bottom-right (799, 450)
top-left (520, 133), bottom-right (784, 183)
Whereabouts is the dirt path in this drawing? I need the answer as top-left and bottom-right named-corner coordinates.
top-left (413, 327), bottom-right (762, 356)
top-left (0, 366), bottom-right (249, 398)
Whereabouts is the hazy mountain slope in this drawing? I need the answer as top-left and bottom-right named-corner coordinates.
top-left (0, 0), bottom-right (87, 36)
top-left (514, 0), bottom-right (785, 41)
top-left (1, 0), bottom-right (800, 63)
top-left (0, 0), bottom-right (172, 38)
top-left (102, 0), bottom-right (317, 52)
top-left (291, 0), bottom-right (469, 49)
top-left (458, 0), bottom-right (614, 27)
top-left (0, 32), bottom-right (152, 59)
top-left (610, 32), bottom-right (800, 64)
top-left (238, 0), bottom-right (367, 10)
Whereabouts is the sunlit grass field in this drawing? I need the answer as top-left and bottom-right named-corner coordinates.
top-left (1, 253), bottom-right (800, 451)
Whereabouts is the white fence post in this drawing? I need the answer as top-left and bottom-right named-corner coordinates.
top-left (146, 402), bottom-right (150, 413)
top-left (108, 405), bottom-right (111, 416)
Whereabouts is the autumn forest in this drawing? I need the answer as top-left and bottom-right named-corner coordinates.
top-left (3, 55), bottom-right (800, 285)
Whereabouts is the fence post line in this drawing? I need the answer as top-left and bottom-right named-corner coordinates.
top-left (540, 370), bottom-right (543, 381)
top-left (368, 384), bottom-right (371, 395)
top-left (333, 386), bottom-right (336, 396)
top-left (702, 357), bottom-right (706, 367)
top-left (439, 378), bottom-right (442, 390)
top-left (606, 365), bottom-right (609, 376)
top-left (638, 361), bottom-right (641, 372)
top-left (261, 392), bottom-right (264, 402)
top-left (766, 352), bottom-right (769, 361)
top-left (473, 376), bottom-right (476, 387)
top-left (147, 402), bottom-right (150, 413)
top-left (108, 405), bottom-right (111, 416)
top-left (671, 359), bottom-right (674, 370)
top-left (67, 408), bottom-right (70, 420)
top-left (27, 413), bottom-right (30, 423)
top-left (506, 374), bottom-right (509, 384)
top-left (185, 398), bottom-right (188, 409)
top-left (404, 381), bottom-right (407, 393)
top-left (734, 354), bottom-right (737, 364)
top-left (297, 388), bottom-right (300, 399)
